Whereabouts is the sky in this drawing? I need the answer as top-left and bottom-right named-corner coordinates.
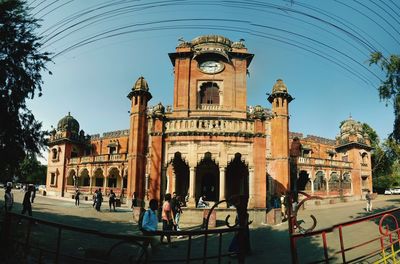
top-left (25, 0), bottom-right (399, 162)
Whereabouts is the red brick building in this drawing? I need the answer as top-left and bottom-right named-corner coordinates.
top-left (46, 35), bottom-right (372, 208)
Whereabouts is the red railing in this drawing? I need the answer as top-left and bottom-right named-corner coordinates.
top-left (289, 193), bottom-right (400, 263)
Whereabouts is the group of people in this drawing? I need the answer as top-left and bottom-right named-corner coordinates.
top-left (3, 184), bottom-right (41, 218)
top-left (75, 188), bottom-right (118, 212)
top-left (140, 192), bottom-right (184, 248)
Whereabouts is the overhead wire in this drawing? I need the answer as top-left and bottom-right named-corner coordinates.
top-left (29, 0), bottom-right (394, 91)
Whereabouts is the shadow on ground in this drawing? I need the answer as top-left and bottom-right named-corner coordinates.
top-left (0, 201), bottom-right (331, 263)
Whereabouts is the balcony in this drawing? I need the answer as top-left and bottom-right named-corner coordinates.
top-left (199, 104), bottom-right (223, 111)
top-left (297, 157), bottom-right (352, 169)
top-left (67, 153), bottom-right (127, 165)
top-left (165, 118), bottom-right (255, 135)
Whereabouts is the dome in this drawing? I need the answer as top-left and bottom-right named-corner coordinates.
top-left (57, 112), bottom-right (79, 134)
top-left (272, 79), bottom-right (288, 93)
top-left (337, 116), bottom-right (366, 143)
top-left (340, 117), bottom-right (363, 135)
top-left (152, 102), bottom-right (165, 118)
top-left (133, 76), bottom-right (149, 92)
top-left (191, 35), bottom-right (232, 47)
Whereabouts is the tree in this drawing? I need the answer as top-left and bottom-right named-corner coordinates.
top-left (18, 154), bottom-right (47, 184)
top-left (369, 52), bottom-right (400, 142)
top-left (0, 0), bottom-right (51, 182)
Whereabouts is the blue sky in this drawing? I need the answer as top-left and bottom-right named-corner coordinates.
top-left (27, 0), bottom-right (398, 155)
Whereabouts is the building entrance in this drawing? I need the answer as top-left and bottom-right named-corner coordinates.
top-left (172, 152), bottom-right (189, 198)
top-left (226, 153), bottom-right (249, 199)
top-left (196, 152), bottom-right (219, 201)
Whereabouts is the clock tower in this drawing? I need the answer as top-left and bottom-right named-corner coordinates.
top-left (168, 35), bottom-right (254, 119)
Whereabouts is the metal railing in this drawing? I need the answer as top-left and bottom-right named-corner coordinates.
top-left (289, 192), bottom-right (400, 263)
top-left (2, 196), bottom-right (250, 263)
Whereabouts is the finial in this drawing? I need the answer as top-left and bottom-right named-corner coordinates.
top-left (349, 113), bottom-right (352, 119)
top-left (68, 112), bottom-right (70, 116)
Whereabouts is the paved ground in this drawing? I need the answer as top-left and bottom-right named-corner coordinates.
top-left (1, 190), bottom-right (399, 263)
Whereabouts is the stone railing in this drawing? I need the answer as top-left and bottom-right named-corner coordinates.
top-left (67, 153), bottom-right (127, 165)
top-left (199, 104), bottom-right (223, 111)
top-left (297, 157), bottom-right (352, 168)
top-left (164, 118), bottom-right (255, 134)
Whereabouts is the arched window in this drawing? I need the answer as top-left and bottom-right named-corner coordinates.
top-left (199, 82), bottom-right (219, 105)
top-left (329, 172), bottom-right (340, 192)
top-left (52, 148), bottom-right (58, 160)
top-left (314, 171), bottom-right (326, 191)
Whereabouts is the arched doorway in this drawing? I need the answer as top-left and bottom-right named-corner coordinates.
top-left (196, 152), bottom-right (219, 201)
top-left (297, 170), bottom-right (311, 191)
top-left (329, 172), bottom-right (340, 192)
top-left (79, 168), bottom-right (90, 187)
top-left (93, 168), bottom-right (104, 187)
top-left (314, 171), bottom-right (326, 193)
top-left (226, 153), bottom-right (249, 199)
top-left (108, 167), bottom-right (120, 188)
top-left (67, 169), bottom-right (76, 186)
top-left (172, 152), bottom-right (189, 198)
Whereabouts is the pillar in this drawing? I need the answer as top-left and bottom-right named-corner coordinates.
top-left (311, 178), bottom-right (314, 194)
top-left (188, 166), bottom-right (196, 207)
top-left (219, 167), bottom-right (226, 206)
top-left (249, 168), bottom-right (255, 205)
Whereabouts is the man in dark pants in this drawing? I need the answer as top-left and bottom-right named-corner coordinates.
top-left (21, 185), bottom-right (33, 216)
top-left (19, 185), bottom-right (33, 224)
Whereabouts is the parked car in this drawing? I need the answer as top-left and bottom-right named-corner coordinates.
top-left (392, 188), bottom-right (400, 194)
top-left (385, 189), bottom-right (394, 195)
top-left (15, 183), bottom-right (22, 189)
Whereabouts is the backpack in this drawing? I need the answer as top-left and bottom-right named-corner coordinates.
top-left (138, 208), bottom-right (147, 230)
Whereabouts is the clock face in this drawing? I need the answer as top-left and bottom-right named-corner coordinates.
top-left (199, 61), bottom-right (224, 74)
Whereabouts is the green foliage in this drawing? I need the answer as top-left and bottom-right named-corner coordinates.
top-left (18, 153), bottom-right (47, 184)
top-left (371, 137), bottom-right (400, 188)
top-left (369, 52), bottom-right (400, 142)
top-left (0, 0), bottom-right (51, 182)
top-left (362, 123), bottom-right (379, 148)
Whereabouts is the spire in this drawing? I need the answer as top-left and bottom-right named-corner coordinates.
top-left (267, 79), bottom-right (293, 103)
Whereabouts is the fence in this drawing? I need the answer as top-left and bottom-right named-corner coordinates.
top-left (289, 192), bottom-right (400, 263)
top-left (1, 196), bottom-right (250, 264)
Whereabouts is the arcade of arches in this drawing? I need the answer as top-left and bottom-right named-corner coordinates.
top-left (165, 152), bottom-right (249, 204)
top-left (65, 167), bottom-right (127, 196)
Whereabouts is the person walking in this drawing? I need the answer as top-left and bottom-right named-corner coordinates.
top-left (142, 199), bottom-right (159, 232)
top-left (109, 189), bottom-right (116, 212)
top-left (366, 190), bottom-right (372, 212)
top-left (21, 185), bottom-right (33, 216)
top-left (75, 188), bottom-right (81, 206)
top-left (161, 193), bottom-right (175, 246)
top-left (131, 191), bottom-right (138, 210)
top-left (95, 188), bottom-right (103, 212)
top-left (4, 186), bottom-right (14, 212)
top-left (31, 185), bottom-right (36, 203)
top-left (141, 199), bottom-right (160, 256)
top-left (92, 189), bottom-right (98, 208)
top-left (171, 192), bottom-right (183, 234)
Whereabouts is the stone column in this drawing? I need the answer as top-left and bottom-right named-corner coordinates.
top-left (103, 177), bottom-right (108, 195)
top-left (326, 176), bottom-right (330, 195)
top-left (145, 173), bottom-right (149, 201)
top-left (161, 166), bottom-right (166, 194)
top-left (172, 172), bottom-right (176, 194)
top-left (89, 175), bottom-right (93, 194)
top-left (311, 178), bottom-right (314, 194)
top-left (219, 167), bottom-right (226, 205)
top-left (188, 167), bottom-right (196, 207)
top-left (248, 167), bottom-right (255, 207)
top-left (166, 173), bottom-right (170, 194)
